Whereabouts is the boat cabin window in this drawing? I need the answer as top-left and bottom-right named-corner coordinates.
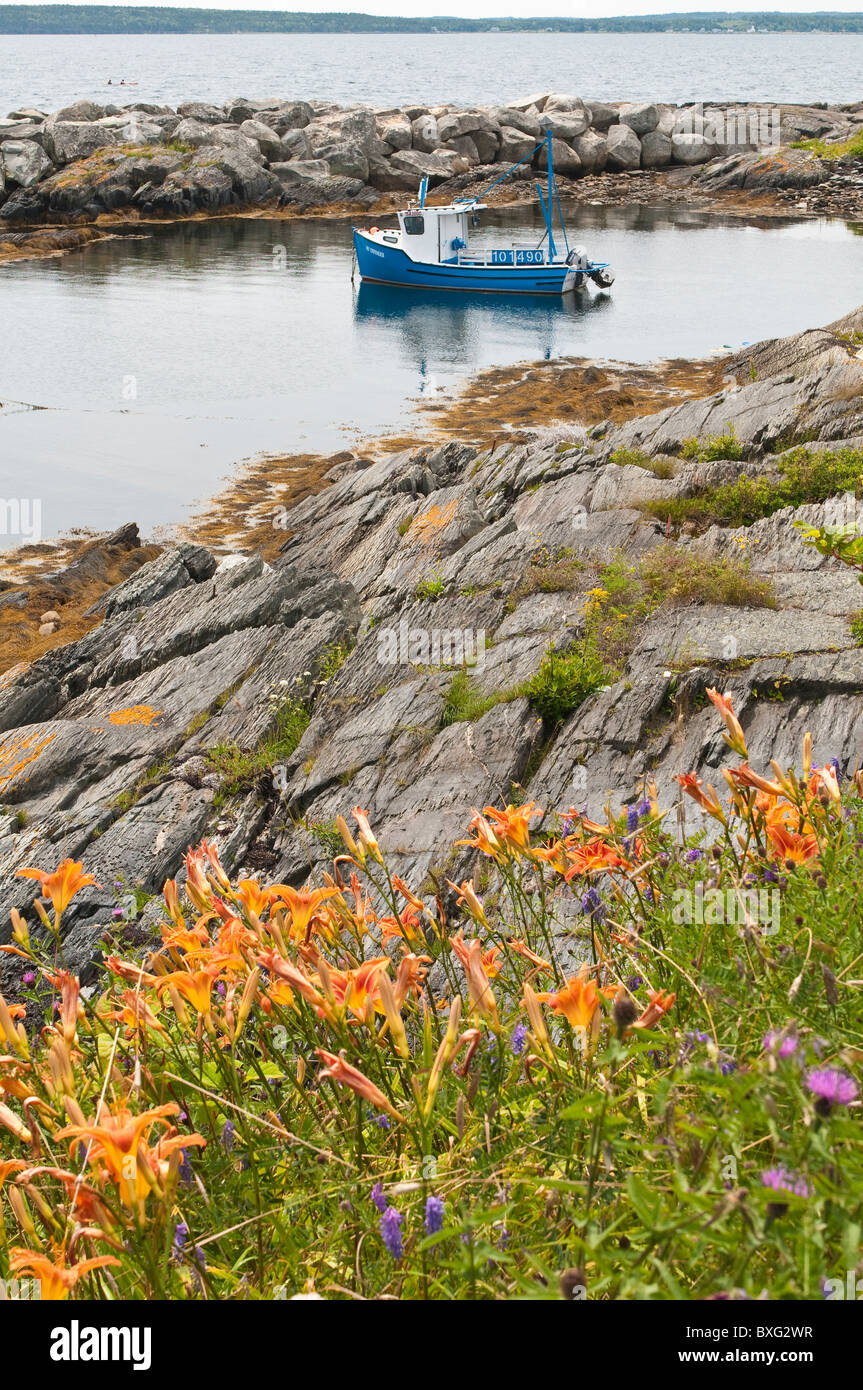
top-left (402, 215), bottom-right (425, 235)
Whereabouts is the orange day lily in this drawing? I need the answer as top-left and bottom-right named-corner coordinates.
top-left (538, 967), bottom-right (600, 1031)
top-left (257, 949), bottom-right (326, 1011)
top-left (16, 859), bottom-right (100, 920)
top-left (269, 884), bottom-right (339, 941)
top-left (393, 952), bottom-right (431, 1007)
top-left (768, 824), bottom-right (819, 866)
top-left (457, 808), bottom-right (506, 861)
top-left (447, 878), bottom-right (488, 927)
top-left (484, 801), bottom-right (543, 858)
top-left (156, 964), bottom-right (226, 1019)
top-left (9, 1245), bottom-right (120, 1300)
top-left (326, 958), bottom-right (390, 1021)
top-left (631, 990), bottom-right (676, 1031)
top-left (315, 1048), bottom-right (401, 1120)
top-left (379, 905), bottom-right (424, 947)
top-left (812, 764), bottom-right (841, 805)
top-left (0, 1158), bottom-right (26, 1191)
top-left (564, 837), bottom-right (630, 879)
top-left (676, 772), bottom-right (727, 824)
top-left (352, 806), bottom-right (383, 863)
top-left (234, 877), bottom-right (273, 919)
top-left (506, 938), bottom-right (552, 973)
top-left (728, 763), bottom-right (784, 797)
top-left (103, 989), bottom-right (167, 1038)
top-left (57, 1101), bottom-right (205, 1211)
top-left (450, 932), bottom-right (499, 1027)
top-left (706, 686), bottom-right (748, 757)
top-left (45, 970), bottom-right (81, 1046)
top-left (16, 1165), bottom-right (116, 1232)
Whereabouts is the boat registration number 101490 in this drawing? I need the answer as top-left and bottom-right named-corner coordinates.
top-left (490, 250), bottom-right (546, 266)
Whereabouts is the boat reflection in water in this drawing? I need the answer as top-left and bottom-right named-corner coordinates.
top-left (354, 278), bottom-right (613, 393)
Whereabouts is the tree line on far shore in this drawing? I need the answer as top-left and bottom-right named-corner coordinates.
top-left (2, 8), bottom-right (863, 37)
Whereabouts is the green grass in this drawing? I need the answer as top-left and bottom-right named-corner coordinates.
top-left (206, 697), bottom-right (310, 806)
top-left (441, 670), bottom-right (516, 726)
top-left (641, 446), bottom-right (863, 532)
top-left (525, 638), bottom-right (611, 724)
top-left (679, 429), bottom-right (744, 464)
top-left (577, 546), bottom-right (776, 671)
top-left (511, 547), bottom-right (586, 602)
top-left (318, 640), bottom-right (352, 682)
top-left (610, 447), bottom-right (677, 479)
top-left (792, 131), bottom-right (863, 160)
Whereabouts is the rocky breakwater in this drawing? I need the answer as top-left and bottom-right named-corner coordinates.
top-left (1, 93), bottom-right (862, 234)
top-left (1, 303), bottom-right (863, 986)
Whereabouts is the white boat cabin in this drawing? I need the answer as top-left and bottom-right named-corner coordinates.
top-left (375, 202), bottom-right (484, 265)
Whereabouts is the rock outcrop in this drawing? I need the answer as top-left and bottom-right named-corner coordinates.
top-left (2, 306), bottom-right (863, 986)
top-left (0, 93), bottom-right (860, 226)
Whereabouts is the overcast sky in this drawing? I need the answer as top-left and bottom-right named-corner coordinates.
top-left (6, 1), bottom-right (863, 12)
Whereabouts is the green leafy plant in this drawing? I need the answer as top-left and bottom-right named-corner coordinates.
top-left (415, 572), bottom-right (446, 602)
top-left (525, 638), bottom-right (610, 723)
top-left (680, 428), bottom-right (744, 463)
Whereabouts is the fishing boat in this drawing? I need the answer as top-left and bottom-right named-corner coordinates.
top-left (353, 130), bottom-right (614, 297)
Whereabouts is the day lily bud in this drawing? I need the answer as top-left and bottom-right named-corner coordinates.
top-left (10, 909), bottom-right (29, 948)
top-left (424, 995), bottom-right (462, 1118)
top-left (706, 687), bottom-right (748, 759)
top-left (335, 814), bottom-right (361, 859)
top-left (163, 877), bottom-right (184, 927)
top-left (352, 806), bottom-right (383, 865)
top-left (523, 983), bottom-right (551, 1055)
top-left (377, 972), bottom-right (410, 1059)
top-left (234, 968), bottom-right (261, 1041)
top-left (803, 732), bottom-right (813, 781)
top-left (64, 1095), bottom-right (87, 1126)
top-left (33, 898), bottom-right (54, 933)
top-left (0, 993), bottom-right (28, 1059)
top-left (7, 1184), bottom-right (36, 1237)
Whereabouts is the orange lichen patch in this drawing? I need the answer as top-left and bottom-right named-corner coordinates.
top-left (407, 500), bottom-right (459, 547)
top-left (108, 705), bottom-right (163, 727)
top-left (0, 729), bottom-right (56, 793)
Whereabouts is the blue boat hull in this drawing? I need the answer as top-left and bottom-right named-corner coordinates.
top-left (353, 230), bottom-right (577, 295)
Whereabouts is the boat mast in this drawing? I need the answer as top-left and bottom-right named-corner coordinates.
top-left (536, 130), bottom-right (557, 261)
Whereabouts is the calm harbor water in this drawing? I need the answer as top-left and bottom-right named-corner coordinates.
top-left (1, 204), bottom-right (861, 547)
top-left (1, 31), bottom-right (862, 114)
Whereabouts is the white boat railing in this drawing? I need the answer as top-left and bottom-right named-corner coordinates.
top-left (453, 246), bottom-right (550, 267)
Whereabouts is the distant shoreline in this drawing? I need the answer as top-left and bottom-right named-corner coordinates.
top-left (2, 9), bottom-right (863, 37)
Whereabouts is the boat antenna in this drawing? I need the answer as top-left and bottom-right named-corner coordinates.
top-left (419, 175), bottom-right (428, 209)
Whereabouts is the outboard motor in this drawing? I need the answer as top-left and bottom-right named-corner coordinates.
top-left (590, 266), bottom-right (615, 289)
top-left (566, 245), bottom-right (590, 273)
